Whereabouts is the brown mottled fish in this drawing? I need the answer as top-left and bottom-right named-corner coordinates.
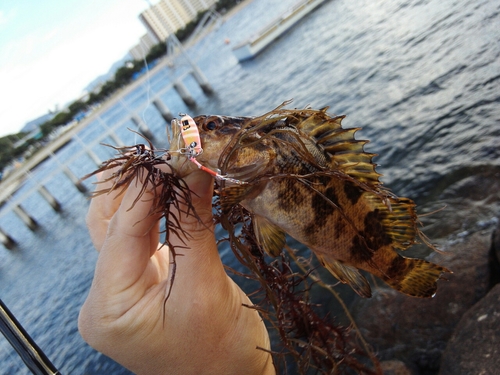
top-left (191, 104), bottom-right (450, 298)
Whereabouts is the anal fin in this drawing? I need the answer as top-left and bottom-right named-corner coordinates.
top-left (318, 254), bottom-right (372, 298)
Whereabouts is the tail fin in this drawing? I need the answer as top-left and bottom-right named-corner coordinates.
top-left (384, 256), bottom-right (451, 298)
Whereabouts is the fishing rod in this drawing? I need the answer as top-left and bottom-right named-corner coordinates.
top-left (0, 299), bottom-right (61, 375)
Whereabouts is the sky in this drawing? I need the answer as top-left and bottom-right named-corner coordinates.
top-left (0, 0), bottom-right (150, 137)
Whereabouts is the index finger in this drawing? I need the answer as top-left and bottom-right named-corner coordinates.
top-left (86, 167), bottom-right (126, 251)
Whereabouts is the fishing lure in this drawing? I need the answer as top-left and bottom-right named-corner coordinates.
top-left (178, 114), bottom-right (203, 156)
top-left (175, 114), bottom-right (246, 185)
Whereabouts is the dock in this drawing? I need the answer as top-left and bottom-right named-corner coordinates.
top-left (232, 0), bottom-right (326, 62)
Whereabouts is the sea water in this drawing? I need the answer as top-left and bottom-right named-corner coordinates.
top-left (1, 0), bottom-right (499, 373)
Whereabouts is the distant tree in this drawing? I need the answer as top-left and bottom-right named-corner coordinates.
top-left (49, 111), bottom-right (73, 127)
top-left (86, 92), bottom-right (101, 107)
top-left (40, 122), bottom-right (55, 137)
top-left (0, 133), bottom-right (29, 172)
top-left (99, 80), bottom-right (119, 98)
top-left (68, 100), bottom-right (88, 114)
top-left (114, 62), bottom-right (142, 87)
top-left (145, 43), bottom-right (167, 63)
top-left (215, 0), bottom-right (240, 12)
top-left (0, 136), bottom-right (14, 171)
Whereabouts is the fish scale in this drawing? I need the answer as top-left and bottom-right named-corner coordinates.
top-left (193, 105), bottom-right (451, 298)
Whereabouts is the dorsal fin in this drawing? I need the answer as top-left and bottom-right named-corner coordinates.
top-left (255, 106), bottom-right (382, 187)
top-left (294, 111), bottom-right (343, 136)
top-left (291, 109), bottom-right (383, 187)
top-left (363, 194), bottom-right (419, 251)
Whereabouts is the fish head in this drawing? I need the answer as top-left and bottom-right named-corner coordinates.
top-left (191, 115), bottom-right (250, 168)
top-left (192, 114), bottom-right (278, 182)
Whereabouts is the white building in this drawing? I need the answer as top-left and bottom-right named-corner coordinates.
top-left (139, 0), bottom-right (218, 42)
top-left (129, 33), bottom-right (159, 60)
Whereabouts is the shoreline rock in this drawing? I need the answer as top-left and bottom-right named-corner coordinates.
top-left (439, 283), bottom-right (500, 375)
top-left (439, 220), bottom-right (500, 375)
top-left (351, 229), bottom-right (494, 374)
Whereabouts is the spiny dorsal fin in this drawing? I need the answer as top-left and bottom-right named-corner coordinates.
top-left (253, 215), bottom-right (287, 257)
top-left (290, 110), bottom-right (383, 187)
top-left (318, 254), bottom-right (372, 298)
top-left (295, 112), bottom-right (344, 136)
top-left (257, 107), bottom-right (382, 187)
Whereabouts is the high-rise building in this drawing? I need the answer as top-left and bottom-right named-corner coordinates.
top-left (139, 0), bottom-right (218, 42)
top-left (129, 33), bottom-right (159, 60)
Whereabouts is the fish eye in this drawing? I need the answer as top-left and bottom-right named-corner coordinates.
top-left (205, 121), bottom-right (217, 130)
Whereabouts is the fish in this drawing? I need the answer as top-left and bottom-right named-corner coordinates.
top-left (187, 104), bottom-right (451, 298)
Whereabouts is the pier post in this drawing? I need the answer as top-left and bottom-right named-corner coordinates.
top-left (37, 185), bottom-right (61, 212)
top-left (165, 33), bottom-right (213, 95)
top-left (130, 115), bottom-right (155, 141)
top-left (98, 117), bottom-right (125, 147)
top-left (73, 135), bottom-right (101, 167)
top-left (12, 205), bottom-right (38, 231)
top-left (190, 68), bottom-right (214, 95)
top-left (152, 98), bottom-right (174, 123)
top-left (62, 166), bottom-right (88, 194)
top-left (0, 228), bottom-right (16, 249)
top-left (173, 81), bottom-right (196, 108)
top-left (108, 131), bottom-right (124, 148)
top-left (49, 152), bottom-right (88, 193)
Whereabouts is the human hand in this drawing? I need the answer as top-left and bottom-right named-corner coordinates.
top-left (78, 168), bottom-right (274, 375)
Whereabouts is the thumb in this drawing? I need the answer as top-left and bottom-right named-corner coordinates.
top-left (176, 170), bottom-right (215, 229)
top-left (166, 170), bottom-right (220, 272)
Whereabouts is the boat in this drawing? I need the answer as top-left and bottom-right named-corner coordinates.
top-left (232, 0), bottom-right (327, 62)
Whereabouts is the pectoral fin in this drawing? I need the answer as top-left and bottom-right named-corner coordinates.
top-left (219, 185), bottom-right (253, 212)
top-left (318, 254), bottom-right (372, 298)
top-left (253, 215), bottom-right (286, 257)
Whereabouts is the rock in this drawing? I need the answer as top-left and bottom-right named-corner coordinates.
top-left (493, 218), bottom-right (500, 259)
top-left (439, 284), bottom-right (500, 375)
top-left (380, 360), bottom-right (415, 375)
top-left (490, 217), bottom-right (500, 286)
top-left (350, 230), bottom-right (492, 374)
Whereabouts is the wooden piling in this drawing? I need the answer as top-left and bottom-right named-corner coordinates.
top-left (152, 99), bottom-right (173, 123)
top-left (62, 166), bottom-right (88, 194)
top-left (98, 117), bottom-right (125, 147)
top-left (190, 68), bottom-right (214, 95)
top-left (108, 131), bottom-right (124, 147)
top-left (174, 81), bottom-right (196, 108)
top-left (0, 228), bottom-right (16, 249)
top-left (86, 149), bottom-right (102, 167)
top-left (73, 136), bottom-right (101, 167)
top-left (130, 115), bottom-right (155, 141)
top-left (12, 205), bottom-right (38, 231)
top-left (37, 185), bottom-right (61, 212)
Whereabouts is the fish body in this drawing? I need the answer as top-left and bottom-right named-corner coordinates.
top-left (192, 107), bottom-right (450, 298)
